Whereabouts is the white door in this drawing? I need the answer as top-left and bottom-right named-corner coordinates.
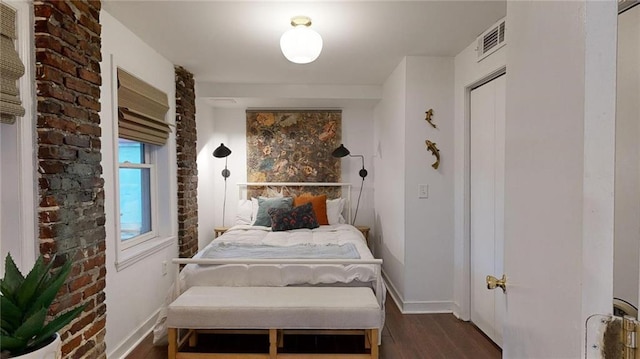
top-left (470, 74), bottom-right (506, 347)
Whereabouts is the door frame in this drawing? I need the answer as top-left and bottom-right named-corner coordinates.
top-left (462, 66), bottom-right (506, 320)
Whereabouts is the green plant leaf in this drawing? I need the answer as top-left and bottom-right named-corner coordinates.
top-left (1, 318), bottom-right (16, 334)
top-left (1, 253), bottom-right (24, 301)
top-left (0, 295), bottom-right (22, 330)
top-left (24, 260), bottom-right (71, 319)
top-left (32, 304), bottom-right (85, 348)
top-left (0, 334), bottom-right (27, 352)
top-left (13, 307), bottom-right (46, 342)
top-left (16, 256), bottom-right (47, 311)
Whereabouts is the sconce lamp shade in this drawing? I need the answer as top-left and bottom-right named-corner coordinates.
top-left (331, 144), bottom-right (350, 158)
top-left (280, 16), bottom-right (323, 64)
top-left (213, 143), bottom-right (232, 158)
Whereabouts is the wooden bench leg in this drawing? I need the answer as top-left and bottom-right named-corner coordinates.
top-left (168, 328), bottom-right (177, 359)
top-left (188, 329), bottom-right (198, 347)
top-left (369, 329), bottom-right (379, 359)
top-left (269, 328), bottom-right (277, 359)
top-left (277, 329), bottom-right (284, 348)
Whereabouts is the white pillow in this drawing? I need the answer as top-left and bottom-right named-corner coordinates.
top-left (251, 197), bottom-right (259, 224)
top-left (326, 198), bottom-right (346, 225)
top-left (235, 199), bottom-right (254, 225)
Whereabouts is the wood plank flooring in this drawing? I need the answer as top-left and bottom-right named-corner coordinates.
top-left (126, 296), bottom-right (501, 359)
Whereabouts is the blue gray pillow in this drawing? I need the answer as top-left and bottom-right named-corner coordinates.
top-left (253, 197), bottom-right (293, 227)
top-left (269, 202), bottom-right (319, 232)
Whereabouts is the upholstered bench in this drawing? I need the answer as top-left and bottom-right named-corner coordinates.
top-left (167, 286), bottom-right (381, 359)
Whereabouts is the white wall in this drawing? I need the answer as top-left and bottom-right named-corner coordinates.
top-left (101, 11), bottom-right (178, 358)
top-left (452, 38), bottom-right (506, 320)
top-left (194, 98), bottom-right (217, 249)
top-left (502, 2), bottom-right (616, 357)
top-left (614, 5), bottom-right (640, 310)
top-left (196, 102), bottom-right (376, 246)
top-left (373, 59), bottom-right (407, 301)
top-left (403, 57), bottom-right (454, 310)
top-left (373, 56), bottom-right (455, 312)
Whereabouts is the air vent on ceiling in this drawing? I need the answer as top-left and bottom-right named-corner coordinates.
top-left (477, 18), bottom-right (506, 62)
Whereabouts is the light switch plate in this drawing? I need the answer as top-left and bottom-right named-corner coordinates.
top-left (419, 184), bottom-right (429, 199)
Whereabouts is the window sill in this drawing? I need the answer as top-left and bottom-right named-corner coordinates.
top-left (115, 235), bottom-right (175, 271)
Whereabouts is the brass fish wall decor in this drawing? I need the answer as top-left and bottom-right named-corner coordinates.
top-left (425, 109), bottom-right (436, 129)
top-left (425, 140), bottom-right (440, 169)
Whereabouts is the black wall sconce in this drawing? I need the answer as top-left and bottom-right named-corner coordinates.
top-left (332, 144), bottom-right (367, 225)
top-left (213, 143), bottom-right (232, 226)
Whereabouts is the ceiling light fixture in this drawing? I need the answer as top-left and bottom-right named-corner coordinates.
top-left (280, 16), bottom-right (323, 64)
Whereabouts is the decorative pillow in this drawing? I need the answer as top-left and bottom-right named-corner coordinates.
top-left (235, 199), bottom-right (254, 225)
top-left (326, 198), bottom-right (346, 225)
top-left (253, 197), bottom-right (293, 227)
top-left (293, 195), bottom-right (328, 225)
top-left (250, 198), bottom-right (259, 224)
top-left (268, 202), bottom-right (319, 231)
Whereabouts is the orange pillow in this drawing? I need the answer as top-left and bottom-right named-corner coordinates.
top-left (293, 194), bottom-right (328, 225)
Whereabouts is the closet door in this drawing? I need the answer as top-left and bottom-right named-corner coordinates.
top-left (470, 74), bottom-right (506, 347)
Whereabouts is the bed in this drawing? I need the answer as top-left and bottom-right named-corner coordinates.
top-left (153, 182), bottom-right (386, 348)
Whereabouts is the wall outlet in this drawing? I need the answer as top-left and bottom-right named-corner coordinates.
top-left (162, 261), bottom-right (168, 276)
top-left (419, 184), bottom-right (429, 199)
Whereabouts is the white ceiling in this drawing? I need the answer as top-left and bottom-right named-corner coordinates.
top-left (103, 1), bottom-right (505, 107)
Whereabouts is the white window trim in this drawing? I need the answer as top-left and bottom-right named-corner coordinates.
top-left (108, 56), bottom-right (176, 271)
top-left (0, 0), bottom-right (37, 275)
top-left (118, 152), bottom-right (158, 250)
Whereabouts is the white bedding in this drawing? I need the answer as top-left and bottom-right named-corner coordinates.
top-left (153, 224), bottom-right (385, 345)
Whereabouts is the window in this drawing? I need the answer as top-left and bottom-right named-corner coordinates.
top-left (118, 139), bottom-right (155, 247)
top-left (112, 66), bottom-right (172, 270)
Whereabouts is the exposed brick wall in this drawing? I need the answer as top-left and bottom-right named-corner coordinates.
top-left (175, 66), bottom-right (199, 258)
top-left (34, 1), bottom-right (106, 358)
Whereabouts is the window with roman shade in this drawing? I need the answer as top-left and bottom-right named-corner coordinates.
top-left (0, 2), bottom-right (26, 125)
top-left (117, 68), bottom-right (170, 145)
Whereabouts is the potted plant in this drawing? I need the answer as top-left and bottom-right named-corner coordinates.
top-left (0, 253), bottom-right (85, 358)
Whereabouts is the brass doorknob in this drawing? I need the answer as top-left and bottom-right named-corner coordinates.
top-left (486, 274), bottom-right (507, 293)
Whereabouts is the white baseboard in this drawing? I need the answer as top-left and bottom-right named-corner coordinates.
top-left (382, 269), bottom-right (454, 314)
top-left (108, 309), bottom-right (159, 359)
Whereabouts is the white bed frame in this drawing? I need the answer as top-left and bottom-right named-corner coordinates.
top-left (173, 258), bottom-right (385, 309)
top-left (237, 182), bottom-right (353, 224)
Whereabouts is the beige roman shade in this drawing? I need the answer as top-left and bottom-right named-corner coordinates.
top-left (0, 3), bottom-right (26, 124)
top-left (117, 68), bottom-right (170, 146)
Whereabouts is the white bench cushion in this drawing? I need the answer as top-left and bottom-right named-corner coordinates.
top-left (167, 286), bottom-right (381, 330)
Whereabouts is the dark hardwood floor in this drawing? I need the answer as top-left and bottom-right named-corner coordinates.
top-left (126, 296), bottom-right (501, 359)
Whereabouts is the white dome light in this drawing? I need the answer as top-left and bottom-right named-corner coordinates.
top-left (280, 16), bottom-right (323, 64)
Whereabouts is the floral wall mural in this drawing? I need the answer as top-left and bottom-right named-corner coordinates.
top-left (246, 110), bottom-right (342, 197)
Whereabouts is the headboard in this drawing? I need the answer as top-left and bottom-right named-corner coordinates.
top-left (237, 182), bottom-right (352, 224)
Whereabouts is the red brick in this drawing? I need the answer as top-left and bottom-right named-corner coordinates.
top-left (35, 36), bottom-right (63, 55)
top-left (38, 129), bottom-right (65, 145)
top-left (83, 318), bottom-right (105, 340)
top-left (38, 82), bottom-right (76, 103)
top-left (61, 334), bottom-right (82, 355)
top-left (39, 209), bottom-right (60, 223)
top-left (64, 77), bottom-right (93, 96)
top-left (69, 312), bottom-right (96, 335)
top-left (36, 51), bottom-right (77, 76)
top-left (63, 46), bottom-right (89, 67)
top-left (38, 115), bottom-right (76, 133)
top-left (62, 103), bottom-right (89, 121)
top-left (76, 123), bottom-right (100, 136)
top-left (82, 279), bottom-right (105, 299)
top-left (38, 146), bottom-right (77, 160)
top-left (37, 65), bottom-right (65, 84)
top-left (78, 68), bottom-right (101, 86)
top-left (69, 273), bottom-right (92, 292)
top-left (39, 160), bottom-right (66, 174)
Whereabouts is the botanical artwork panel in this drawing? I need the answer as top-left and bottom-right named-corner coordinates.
top-left (246, 110), bottom-right (342, 198)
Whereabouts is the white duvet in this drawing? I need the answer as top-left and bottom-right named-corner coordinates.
top-left (152, 224), bottom-right (385, 345)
